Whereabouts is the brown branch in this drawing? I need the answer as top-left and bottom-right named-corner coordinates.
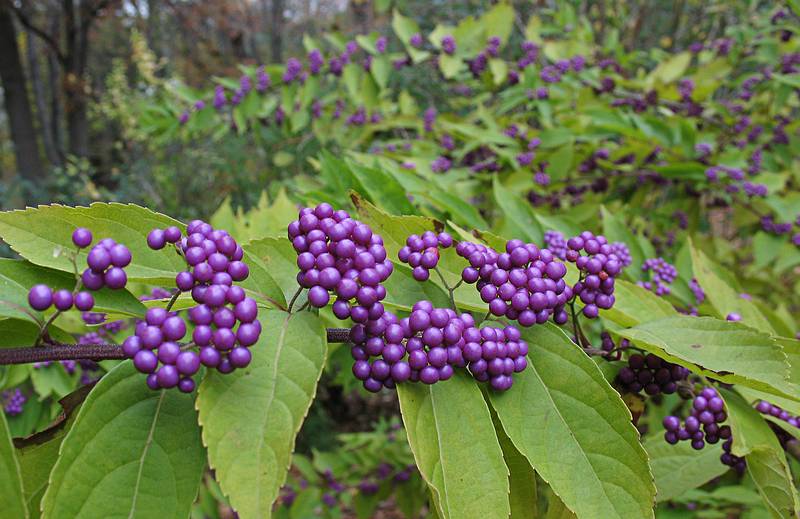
top-left (0, 328), bottom-right (353, 365)
top-left (4, 1), bottom-right (66, 65)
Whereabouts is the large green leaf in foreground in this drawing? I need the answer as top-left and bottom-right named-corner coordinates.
top-left (490, 324), bottom-right (656, 519)
top-left (196, 310), bottom-right (328, 518)
top-left (397, 373), bottom-right (510, 519)
top-left (41, 362), bottom-right (204, 519)
top-left (0, 203), bottom-right (186, 284)
top-left (722, 389), bottom-right (799, 519)
top-left (618, 316), bottom-right (794, 399)
top-left (0, 411), bottom-right (27, 519)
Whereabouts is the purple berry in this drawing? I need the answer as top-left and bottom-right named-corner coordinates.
top-left (103, 267), bottom-right (127, 289)
top-left (87, 247), bottom-right (112, 272)
top-left (72, 228), bottom-right (93, 248)
top-left (28, 284), bottom-right (53, 310)
top-left (133, 350), bottom-right (158, 373)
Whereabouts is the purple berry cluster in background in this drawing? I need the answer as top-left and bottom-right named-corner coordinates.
top-left (2, 388), bottom-right (26, 416)
top-left (638, 257), bottom-right (678, 296)
top-left (27, 227), bottom-right (132, 317)
top-left (124, 220), bottom-right (259, 392)
top-left (617, 353), bottom-right (689, 395)
top-left (398, 230), bottom-right (453, 281)
top-left (755, 400), bottom-right (800, 429)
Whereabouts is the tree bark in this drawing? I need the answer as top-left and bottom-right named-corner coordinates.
top-left (0, 4), bottom-right (46, 181)
top-left (26, 27), bottom-right (62, 166)
top-left (48, 10), bottom-right (64, 159)
top-left (270, 0), bottom-right (283, 62)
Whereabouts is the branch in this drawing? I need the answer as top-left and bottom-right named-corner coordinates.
top-left (4, 1), bottom-right (66, 65)
top-left (0, 328), bottom-right (353, 365)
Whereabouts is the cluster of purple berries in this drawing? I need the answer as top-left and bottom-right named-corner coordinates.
top-left (457, 239), bottom-right (572, 326)
top-left (79, 230), bottom-right (131, 291)
top-left (350, 303), bottom-right (468, 391)
top-left (638, 257), bottom-right (678, 296)
top-left (617, 353), bottom-right (689, 395)
top-left (288, 203), bottom-right (392, 317)
top-left (663, 387), bottom-right (731, 449)
top-left (755, 400), bottom-right (800, 428)
top-left (564, 232), bottom-right (624, 318)
top-left (397, 231), bottom-right (453, 281)
top-left (125, 220), bottom-right (259, 391)
top-left (27, 228), bottom-right (131, 315)
top-left (2, 389), bottom-right (26, 416)
top-left (461, 323), bottom-right (528, 391)
top-left (663, 387), bottom-right (743, 471)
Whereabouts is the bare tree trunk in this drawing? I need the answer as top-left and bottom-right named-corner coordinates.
top-left (270, 0), bottom-right (283, 62)
top-left (0, 5), bottom-right (46, 181)
top-left (26, 29), bottom-right (61, 166)
top-left (62, 0), bottom-right (95, 159)
top-left (48, 10), bottom-right (64, 160)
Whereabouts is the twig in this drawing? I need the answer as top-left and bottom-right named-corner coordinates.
top-left (433, 266), bottom-right (457, 311)
top-left (287, 287), bottom-right (303, 313)
top-left (164, 290), bottom-right (181, 312)
top-left (0, 328), bottom-right (354, 365)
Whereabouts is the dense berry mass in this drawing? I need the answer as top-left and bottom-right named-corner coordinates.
top-left (457, 239), bottom-right (571, 326)
top-left (130, 219), bottom-right (259, 391)
top-left (348, 300), bottom-right (527, 393)
top-left (288, 203), bottom-right (392, 321)
top-left (617, 353), bottom-right (689, 395)
top-left (563, 231), bottom-right (625, 318)
top-left (398, 231), bottom-right (453, 281)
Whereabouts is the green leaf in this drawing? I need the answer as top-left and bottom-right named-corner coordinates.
top-left (493, 412), bottom-right (537, 519)
top-left (416, 188), bottom-right (488, 230)
top-left (0, 319), bottom-right (70, 347)
top-left (397, 373), bottom-right (510, 519)
top-left (439, 54), bottom-right (464, 79)
top-left (489, 59), bottom-right (508, 86)
top-left (392, 9), bottom-right (421, 43)
top-left (618, 316), bottom-right (795, 400)
top-left (690, 243), bottom-right (774, 334)
top-left (492, 176), bottom-right (543, 244)
top-left (348, 162), bottom-right (416, 215)
top-left (342, 63), bottom-right (362, 102)
top-left (0, 259), bottom-right (145, 322)
top-left (383, 264), bottom-right (450, 312)
top-left (721, 389), bottom-right (800, 518)
top-left (644, 436), bottom-right (725, 502)
top-left (41, 362), bottom-right (204, 519)
top-left (547, 144), bottom-right (574, 182)
top-left (490, 324), bottom-right (655, 519)
top-left (240, 238), bottom-right (297, 308)
top-left (16, 385), bottom-right (90, 519)
top-left (0, 412), bottom-right (27, 519)
top-left (647, 52), bottom-right (691, 86)
top-left (481, 2), bottom-right (515, 43)
top-left (350, 192), bottom-right (439, 261)
top-left (0, 204), bottom-right (186, 284)
top-left (371, 56), bottom-right (391, 90)
top-left (602, 280), bottom-right (677, 327)
top-left (196, 311), bottom-right (328, 519)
